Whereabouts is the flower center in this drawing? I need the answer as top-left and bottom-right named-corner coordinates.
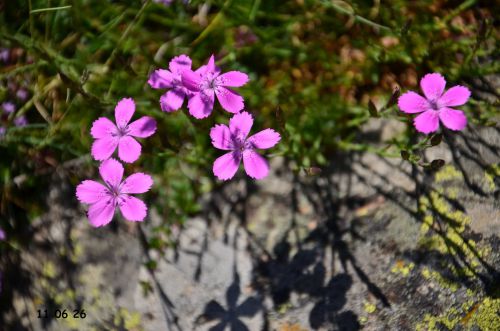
top-left (116, 125), bottom-right (129, 137)
top-left (233, 135), bottom-right (251, 152)
top-left (429, 100), bottom-right (440, 110)
top-left (201, 72), bottom-right (220, 91)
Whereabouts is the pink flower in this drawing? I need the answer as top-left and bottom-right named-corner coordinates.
top-left (148, 54), bottom-right (193, 113)
top-left (182, 55), bottom-right (249, 119)
top-left (76, 158), bottom-right (153, 227)
top-left (398, 73), bottom-right (470, 134)
top-left (91, 98), bottom-right (156, 163)
top-left (210, 111), bottom-right (280, 180)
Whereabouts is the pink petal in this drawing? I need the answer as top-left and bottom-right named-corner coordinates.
top-left (148, 69), bottom-right (174, 89)
top-left (90, 117), bottom-right (117, 139)
top-left (168, 54), bottom-right (192, 74)
top-left (210, 124), bottom-right (234, 150)
top-left (128, 116), bottom-right (157, 138)
top-left (205, 55), bottom-right (216, 73)
top-left (99, 158), bottom-right (124, 188)
top-left (414, 110), bottom-right (440, 134)
top-left (248, 129), bottom-right (281, 149)
top-left (115, 98), bottom-right (136, 128)
top-left (91, 137), bottom-right (118, 161)
top-left (76, 180), bottom-right (109, 204)
top-left (397, 91), bottom-right (429, 114)
top-left (160, 89), bottom-right (185, 112)
top-left (420, 73), bottom-right (446, 101)
top-left (188, 92), bottom-right (215, 119)
top-left (213, 152), bottom-right (241, 180)
top-left (439, 107), bottom-right (467, 131)
top-left (182, 70), bottom-right (202, 92)
top-left (216, 71), bottom-right (249, 87)
top-left (118, 136), bottom-right (142, 163)
top-left (118, 195), bottom-right (147, 222)
top-left (438, 86), bottom-right (471, 107)
top-left (215, 87), bottom-right (244, 113)
top-left (229, 111), bottom-right (253, 139)
top-left (242, 149), bottom-right (269, 180)
top-left (87, 198), bottom-right (116, 227)
top-left (121, 173), bottom-right (153, 194)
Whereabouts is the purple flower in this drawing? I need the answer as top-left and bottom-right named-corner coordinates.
top-left (148, 54), bottom-right (193, 113)
top-left (16, 89), bottom-right (29, 101)
top-left (0, 228), bottom-right (5, 240)
top-left (91, 98), bottom-right (157, 163)
top-left (14, 116), bottom-right (28, 127)
top-left (0, 127), bottom-right (5, 138)
top-left (398, 73), bottom-right (470, 134)
top-left (76, 158), bottom-right (153, 227)
top-left (153, 0), bottom-right (188, 5)
top-left (0, 48), bottom-right (9, 62)
top-left (2, 102), bottom-right (15, 114)
top-left (182, 55), bottom-right (249, 119)
top-left (211, 111), bottom-right (280, 180)
top-left (154, 0), bottom-right (174, 5)
top-left (235, 27), bottom-right (258, 48)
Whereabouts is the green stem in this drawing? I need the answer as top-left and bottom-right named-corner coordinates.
top-left (249, 0), bottom-right (261, 21)
top-left (30, 5), bottom-right (72, 14)
top-left (104, 0), bottom-right (151, 68)
top-left (321, 0), bottom-right (391, 32)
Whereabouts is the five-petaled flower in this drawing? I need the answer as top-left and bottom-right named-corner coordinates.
top-left (76, 158), bottom-right (153, 227)
top-left (148, 54), bottom-right (193, 113)
top-left (182, 55), bottom-right (249, 119)
top-left (91, 98), bottom-right (157, 163)
top-left (211, 111), bottom-right (280, 180)
top-left (398, 73), bottom-right (470, 134)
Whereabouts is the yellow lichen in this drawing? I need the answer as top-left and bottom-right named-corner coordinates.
top-left (416, 186), bottom-right (491, 281)
top-left (114, 308), bottom-right (143, 330)
top-left (363, 302), bottom-right (376, 313)
top-left (435, 165), bottom-right (463, 183)
top-left (391, 260), bottom-right (414, 277)
top-left (416, 297), bottom-right (500, 330)
top-left (484, 164), bottom-right (499, 191)
top-left (279, 323), bottom-right (310, 331)
top-left (42, 262), bottom-right (56, 278)
top-left (420, 267), bottom-right (459, 292)
top-left (469, 297), bottom-right (500, 330)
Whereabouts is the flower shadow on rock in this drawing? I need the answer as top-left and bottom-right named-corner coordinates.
top-left (309, 274), bottom-right (360, 330)
top-left (196, 273), bottom-right (261, 331)
top-left (257, 241), bottom-right (326, 306)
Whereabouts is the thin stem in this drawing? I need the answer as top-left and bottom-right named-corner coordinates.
top-left (30, 5), bottom-right (72, 14)
top-left (104, 0), bottom-right (151, 68)
top-left (321, 0), bottom-right (391, 32)
top-left (249, 0), bottom-right (261, 22)
top-left (28, 0), bottom-right (35, 38)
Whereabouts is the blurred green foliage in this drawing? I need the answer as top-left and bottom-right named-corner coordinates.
top-left (0, 0), bottom-right (497, 243)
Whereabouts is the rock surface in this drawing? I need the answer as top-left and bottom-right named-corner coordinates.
top-left (3, 123), bottom-right (499, 331)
